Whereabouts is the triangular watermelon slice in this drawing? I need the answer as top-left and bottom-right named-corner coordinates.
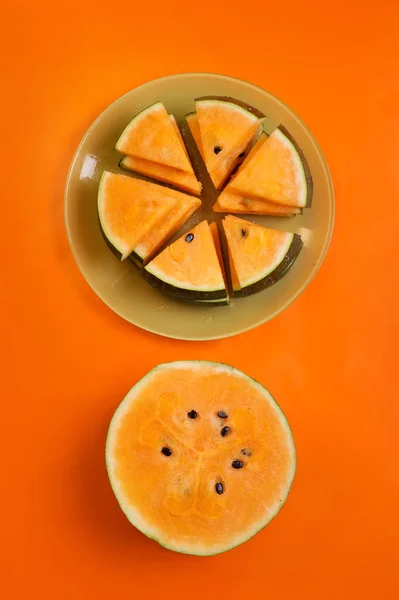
top-left (132, 190), bottom-right (201, 264)
top-left (195, 99), bottom-right (260, 174)
top-left (213, 194), bottom-right (300, 216)
top-left (145, 221), bottom-right (227, 300)
top-left (120, 115), bottom-right (201, 195)
top-left (115, 102), bottom-right (194, 174)
top-left (186, 111), bottom-right (257, 189)
top-left (120, 156), bottom-right (201, 195)
top-left (213, 133), bottom-right (299, 216)
top-left (229, 126), bottom-right (313, 208)
top-left (223, 215), bottom-right (303, 296)
top-left (98, 172), bottom-right (177, 260)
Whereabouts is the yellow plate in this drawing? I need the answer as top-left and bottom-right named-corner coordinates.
top-left (64, 73), bottom-right (334, 340)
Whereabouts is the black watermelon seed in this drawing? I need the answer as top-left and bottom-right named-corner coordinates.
top-left (241, 448), bottom-right (252, 457)
top-left (185, 233), bottom-right (194, 243)
top-left (188, 410), bottom-right (198, 419)
top-left (215, 482), bottom-right (224, 495)
top-left (232, 460), bottom-right (244, 469)
top-left (161, 447), bottom-right (172, 457)
top-left (217, 411), bottom-right (228, 419)
top-left (238, 152), bottom-right (245, 158)
top-left (214, 145), bottom-right (222, 154)
top-left (221, 426), bottom-right (230, 437)
top-left (241, 228), bottom-right (247, 238)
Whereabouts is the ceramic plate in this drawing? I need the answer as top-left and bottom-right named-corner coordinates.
top-left (65, 73), bottom-right (334, 340)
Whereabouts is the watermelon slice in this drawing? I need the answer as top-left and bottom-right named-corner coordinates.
top-left (115, 102), bottom-right (194, 174)
top-left (98, 172), bottom-right (178, 260)
top-left (105, 361), bottom-right (296, 555)
top-left (214, 191), bottom-right (300, 216)
top-left (212, 133), bottom-right (299, 216)
top-left (195, 99), bottom-right (260, 174)
top-left (145, 221), bottom-right (228, 301)
top-left (223, 215), bottom-right (303, 296)
top-left (209, 222), bottom-right (228, 296)
top-left (186, 111), bottom-right (256, 189)
top-left (120, 155), bottom-right (201, 195)
top-left (120, 115), bottom-right (201, 195)
top-left (132, 191), bottom-right (201, 264)
top-left (229, 126), bottom-right (313, 208)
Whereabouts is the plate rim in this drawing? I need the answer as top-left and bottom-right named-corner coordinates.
top-left (64, 72), bottom-right (335, 341)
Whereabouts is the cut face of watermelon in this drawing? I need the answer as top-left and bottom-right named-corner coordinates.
top-left (186, 111), bottom-right (258, 189)
top-left (144, 221), bottom-right (227, 300)
top-left (120, 156), bottom-right (201, 195)
top-left (215, 190), bottom-right (301, 216)
top-left (195, 99), bottom-right (260, 174)
top-left (133, 190), bottom-right (201, 264)
top-left (212, 133), bottom-right (300, 217)
top-left (223, 215), bottom-right (303, 296)
top-left (132, 191), bottom-right (201, 264)
top-left (115, 102), bottom-right (194, 173)
top-left (105, 361), bottom-right (296, 555)
top-left (119, 114), bottom-right (201, 194)
top-left (229, 127), bottom-right (313, 208)
top-left (97, 172), bottom-right (177, 260)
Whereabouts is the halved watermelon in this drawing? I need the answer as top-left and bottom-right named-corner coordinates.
top-left (144, 221), bottom-right (227, 300)
top-left (229, 126), bottom-right (313, 208)
top-left (223, 215), bottom-right (303, 296)
top-left (132, 191), bottom-right (201, 264)
top-left (98, 172), bottom-right (178, 260)
top-left (195, 99), bottom-right (260, 174)
top-left (105, 361), bottom-right (296, 556)
top-left (186, 111), bottom-right (257, 189)
top-left (115, 102), bottom-right (194, 174)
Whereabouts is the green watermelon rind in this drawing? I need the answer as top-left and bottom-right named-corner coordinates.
top-left (105, 360), bottom-right (296, 556)
top-left (142, 267), bottom-right (227, 301)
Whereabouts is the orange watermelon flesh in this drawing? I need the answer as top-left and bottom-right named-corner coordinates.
top-left (195, 100), bottom-right (260, 174)
top-left (98, 172), bottom-right (177, 260)
top-left (120, 115), bottom-right (201, 195)
top-left (209, 222), bottom-right (228, 293)
top-left (120, 157), bottom-right (201, 196)
top-left (145, 221), bottom-right (227, 300)
top-left (192, 223), bottom-right (230, 305)
top-left (132, 191), bottom-right (201, 264)
top-left (229, 127), bottom-right (310, 207)
top-left (228, 245), bottom-right (241, 292)
top-left (223, 215), bottom-right (303, 296)
top-left (213, 193), bottom-right (300, 216)
top-left (115, 102), bottom-right (194, 174)
top-left (213, 134), bottom-right (298, 216)
top-left (106, 361), bottom-right (296, 556)
top-left (186, 112), bottom-right (256, 189)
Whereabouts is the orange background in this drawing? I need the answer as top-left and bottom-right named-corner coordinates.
top-left (1, 1), bottom-right (399, 598)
